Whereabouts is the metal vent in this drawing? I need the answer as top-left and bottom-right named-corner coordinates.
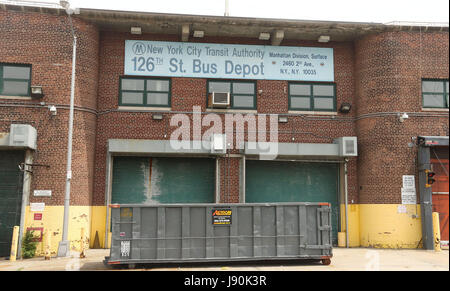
top-left (333, 137), bottom-right (357, 157)
top-left (344, 139), bottom-right (355, 155)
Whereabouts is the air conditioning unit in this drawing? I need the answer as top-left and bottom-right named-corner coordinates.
top-left (209, 92), bottom-right (230, 108)
top-left (210, 133), bottom-right (226, 154)
top-left (9, 124), bottom-right (37, 150)
top-left (333, 137), bottom-right (357, 157)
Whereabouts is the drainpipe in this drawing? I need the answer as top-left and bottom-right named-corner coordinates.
top-left (17, 149), bottom-right (33, 258)
top-left (58, 0), bottom-right (77, 257)
top-left (344, 158), bottom-right (349, 248)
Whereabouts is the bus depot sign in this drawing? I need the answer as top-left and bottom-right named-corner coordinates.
top-left (125, 40), bottom-right (334, 81)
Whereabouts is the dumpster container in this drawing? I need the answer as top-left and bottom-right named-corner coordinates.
top-left (104, 202), bottom-right (332, 266)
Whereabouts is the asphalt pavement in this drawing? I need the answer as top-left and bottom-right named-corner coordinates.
top-left (0, 247), bottom-right (448, 271)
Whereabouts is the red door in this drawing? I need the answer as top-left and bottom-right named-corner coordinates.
top-left (431, 158), bottom-right (449, 244)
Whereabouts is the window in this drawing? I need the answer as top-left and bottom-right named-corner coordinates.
top-left (207, 80), bottom-right (256, 109)
top-left (0, 64), bottom-right (31, 96)
top-left (288, 82), bottom-right (336, 111)
top-left (422, 79), bottom-right (449, 109)
top-left (119, 77), bottom-right (171, 107)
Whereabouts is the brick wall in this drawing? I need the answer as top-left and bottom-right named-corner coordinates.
top-left (2, 9), bottom-right (448, 208)
top-left (355, 31), bottom-right (449, 204)
top-left (92, 31), bottom-right (358, 205)
top-left (0, 10), bottom-right (99, 206)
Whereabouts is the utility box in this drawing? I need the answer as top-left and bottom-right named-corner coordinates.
top-left (104, 203), bottom-right (333, 267)
top-left (333, 137), bottom-right (357, 157)
top-left (9, 124), bottom-right (37, 150)
top-left (210, 134), bottom-right (226, 154)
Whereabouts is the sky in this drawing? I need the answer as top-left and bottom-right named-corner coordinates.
top-left (22, 0), bottom-right (450, 23)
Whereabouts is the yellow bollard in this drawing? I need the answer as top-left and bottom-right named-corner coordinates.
top-left (9, 226), bottom-right (19, 262)
top-left (44, 229), bottom-right (51, 260)
top-left (432, 212), bottom-right (441, 252)
top-left (80, 228), bottom-right (86, 258)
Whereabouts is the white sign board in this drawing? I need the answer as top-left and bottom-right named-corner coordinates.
top-left (401, 188), bottom-right (417, 205)
top-left (33, 190), bottom-right (52, 197)
top-left (402, 175), bottom-right (415, 189)
top-left (125, 40), bottom-right (334, 81)
top-left (30, 202), bottom-right (45, 212)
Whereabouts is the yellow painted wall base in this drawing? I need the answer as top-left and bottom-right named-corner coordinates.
top-left (22, 203), bottom-right (425, 257)
top-left (340, 204), bottom-right (360, 247)
top-left (359, 204), bottom-right (422, 249)
top-left (90, 206), bottom-right (108, 249)
top-left (23, 205), bottom-right (111, 257)
top-left (24, 206), bottom-right (91, 256)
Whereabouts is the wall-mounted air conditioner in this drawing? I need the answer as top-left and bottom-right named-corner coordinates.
top-left (333, 137), bottom-right (357, 157)
top-left (211, 133), bottom-right (226, 154)
top-left (9, 124), bottom-right (37, 150)
top-left (209, 92), bottom-right (230, 108)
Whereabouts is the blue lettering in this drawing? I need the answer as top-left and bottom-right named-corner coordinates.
top-left (224, 60), bottom-right (264, 77)
top-left (193, 59), bottom-right (201, 73)
top-left (169, 58), bottom-right (179, 72)
top-left (193, 59), bottom-right (217, 74)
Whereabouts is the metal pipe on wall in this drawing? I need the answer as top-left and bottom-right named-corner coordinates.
top-left (17, 149), bottom-right (33, 258)
top-left (58, 1), bottom-right (77, 257)
top-left (344, 159), bottom-right (349, 248)
top-left (104, 153), bottom-right (113, 249)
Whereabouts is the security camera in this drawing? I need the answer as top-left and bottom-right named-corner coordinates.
top-left (49, 105), bottom-right (57, 116)
top-left (399, 113), bottom-right (409, 123)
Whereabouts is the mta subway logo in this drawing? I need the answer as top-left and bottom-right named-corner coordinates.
top-left (132, 42), bottom-right (146, 55)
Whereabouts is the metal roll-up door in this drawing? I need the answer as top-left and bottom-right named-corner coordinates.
top-left (111, 156), bottom-right (215, 204)
top-left (0, 150), bottom-right (24, 257)
top-left (245, 160), bottom-right (339, 244)
top-left (431, 147), bottom-right (449, 244)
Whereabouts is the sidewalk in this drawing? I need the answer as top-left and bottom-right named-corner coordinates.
top-left (0, 248), bottom-right (448, 271)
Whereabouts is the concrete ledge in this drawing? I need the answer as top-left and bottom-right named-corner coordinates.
top-left (288, 110), bottom-right (338, 115)
top-left (0, 95), bottom-right (33, 100)
top-left (108, 139), bottom-right (214, 156)
top-left (117, 106), bottom-right (171, 112)
top-left (245, 141), bottom-right (340, 158)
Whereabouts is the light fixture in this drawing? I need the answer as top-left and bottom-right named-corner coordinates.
top-left (278, 116), bottom-right (288, 123)
top-left (318, 35), bottom-right (330, 43)
top-left (59, 0), bottom-right (79, 14)
top-left (59, 0), bottom-right (69, 9)
top-left (193, 30), bottom-right (204, 38)
top-left (339, 102), bottom-right (352, 113)
top-left (181, 24), bottom-right (189, 42)
top-left (49, 105), bottom-right (57, 116)
top-left (130, 26), bottom-right (142, 35)
top-left (152, 113), bottom-right (163, 120)
top-left (271, 30), bottom-right (284, 46)
top-left (259, 32), bottom-right (270, 40)
top-left (398, 113), bottom-right (409, 123)
top-left (30, 85), bottom-right (44, 98)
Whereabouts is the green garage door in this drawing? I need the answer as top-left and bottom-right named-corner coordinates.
top-left (0, 151), bottom-right (24, 257)
top-left (112, 157), bottom-right (215, 204)
top-left (246, 160), bottom-right (339, 244)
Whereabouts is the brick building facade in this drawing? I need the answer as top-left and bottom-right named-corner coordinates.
top-left (0, 4), bottom-right (448, 257)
